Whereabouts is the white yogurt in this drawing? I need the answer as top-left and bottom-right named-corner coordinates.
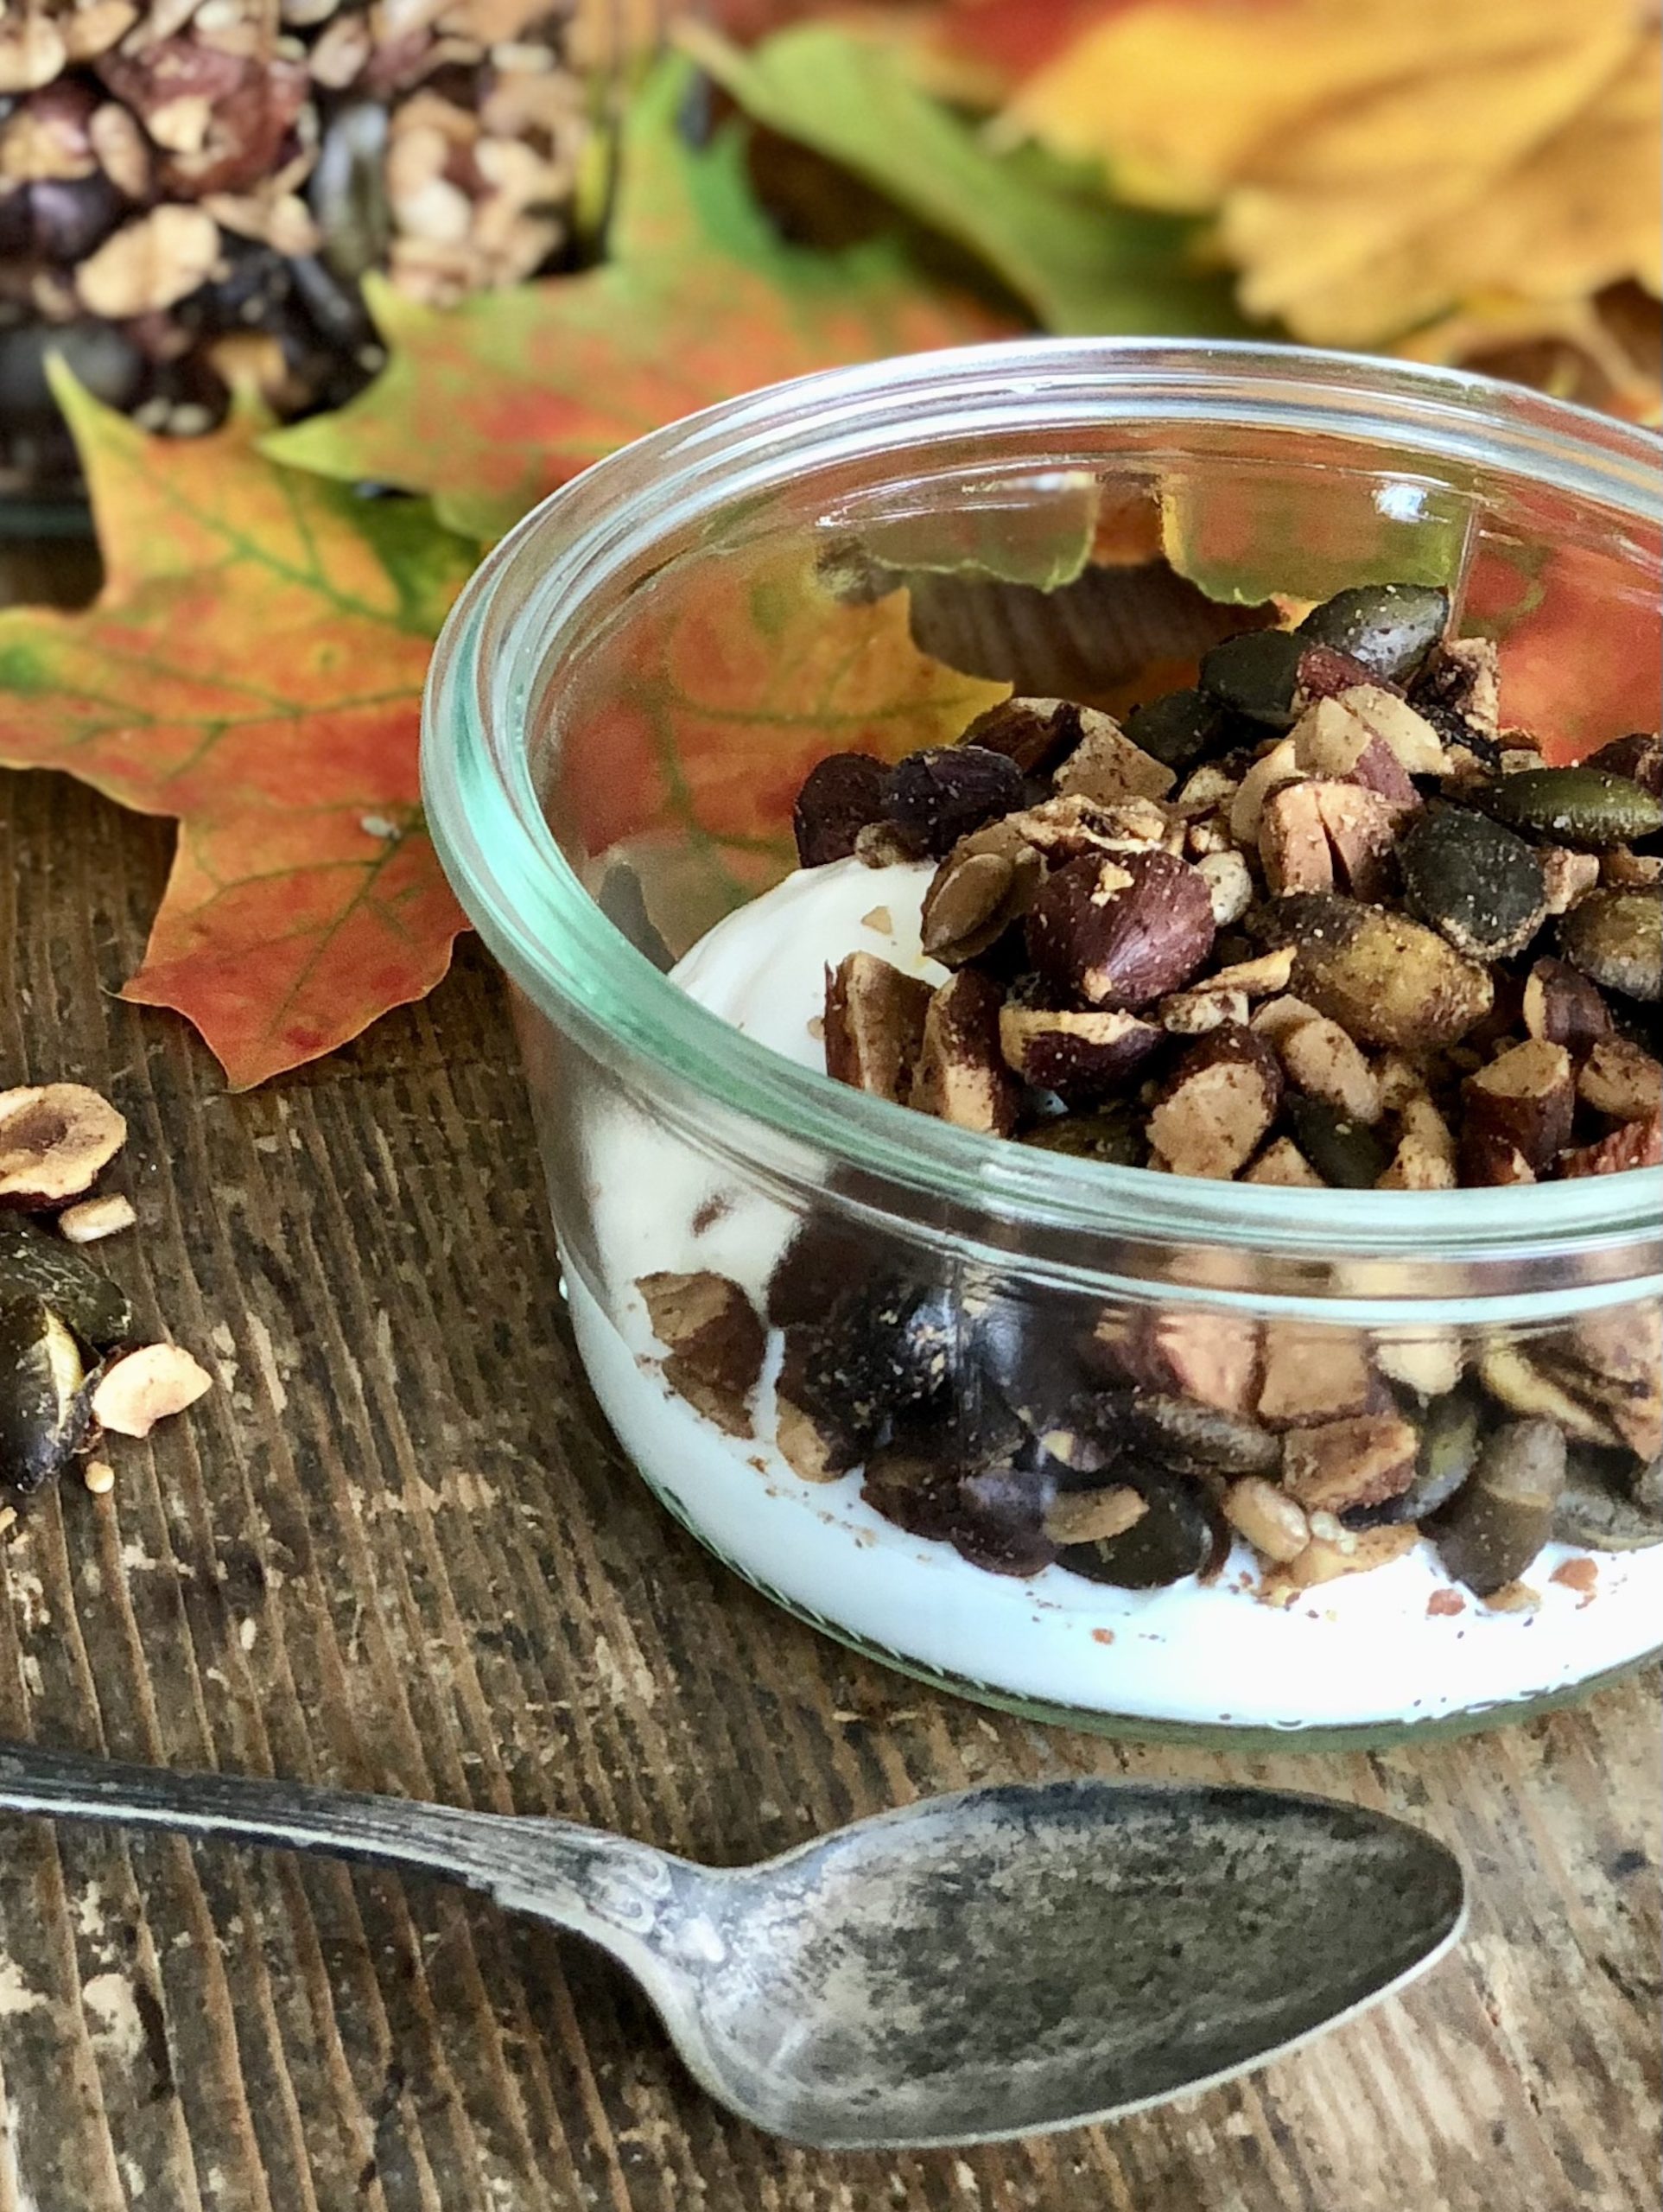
top-left (573, 861), bottom-right (1663, 1733)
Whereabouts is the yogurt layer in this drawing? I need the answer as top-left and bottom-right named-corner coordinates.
top-left (573, 861), bottom-right (1663, 1732)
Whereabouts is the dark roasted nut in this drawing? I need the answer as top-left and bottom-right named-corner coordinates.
top-left (919, 835), bottom-right (1043, 965)
top-left (1148, 1025), bottom-right (1283, 1179)
top-left (1026, 849), bottom-right (1216, 1009)
top-left (1368, 1389), bottom-right (1483, 1526)
top-left (1267, 893), bottom-right (1495, 1050)
top-left (1559, 1116), bottom-right (1663, 1177)
top-left (0, 1083), bottom-right (127, 1209)
top-left (860, 1440), bottom-right (963, 1535)
top-left (1552, 1446), bottom-right (1663, 1552)
top-left (1282, 1414), bottom-right (1419, 1516)
top-left (1583, 732), bottom-right (1663, 797)
top-left (791, 1279), bottom-right (958, 1454)
top-left (1558, 888), bottom-right (1661, 1002)
top-left (0, 1298), bottom-right (88, 1498)
top-left (1461, 1135), bottom-right (1536, 1185)
top-left (1051, 711), bottom-right (1176, 804)
top-left (1462, 1039), bottom-right (1575, 1173)
top-left (1522, 957), bottom-right (1613, 1056)
top-left (823, 953), bottom-right (931, 1104)
top-left (957, 696), bottom-right (1086, 774)
top-left (792, 753), bottom-right (887, 867)
top-left (1410, 636), bottom-right (1500, 737)
top-left (1198, 628), bottom-right (1305, 728)
top-left (638, 1270), bottom-right (765, 1439)
top-left (1053, 1465), bottom-right (1219, 1587)
top-left (766, 1215), bottom-right (877, 1329)
top-left (911, 970), bottom-right (1019, 1135)
top-left (1486, 767), bottom-right (1663, 851)
top-left (1123, 687), bottom-right (1228, 769)
top-left (1577, 1035), bottom-right (1662, 1123)
top-left (1017, 1105), bottom-right (1148, 1167)
top-left (1399, 804), bottom-right (1548, 962)
top-left (881, 745), bottom-right (1025, 858)
top-left (1432, 1417), bottom-right (1565, 1597)
top-left (997, 1005), bottom-right (1161, 1103)
top-left (0, 1213), bottom-right (131, 1349)
top-left (955, 1464), bottom-right (1063, 1577)
top-left (1296, 582), bottom-right (1449, 684)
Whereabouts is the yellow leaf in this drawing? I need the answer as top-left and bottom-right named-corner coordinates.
top-left (1006, 0), bottom-right (1660, 348)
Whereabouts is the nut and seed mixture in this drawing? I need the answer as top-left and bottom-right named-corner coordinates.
top-left (0, 0), bottom-right (589, 492)
top-left (0, 1080), bottom-right (210, 1506)
top-left (638, 582), bottom-right (1662, 1603)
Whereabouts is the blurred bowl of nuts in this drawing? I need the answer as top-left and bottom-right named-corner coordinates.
top-left (0, 0), bottom-right (598, 500)
top-left (424, 340), bottom-right (1663, 1745)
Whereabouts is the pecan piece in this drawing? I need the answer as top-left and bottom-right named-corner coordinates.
top-left (1147, 1027), bottom-right (1283, 1180)
top-left (1522, 957), bottom-right (1612, 1056)
top-left (1577, 1036), bottom-right (1662, 1124)
top-left (1026, 849), bottom-right (1216, 1010)
top-left (1559, 1116), bottom-right (1663, 1176)
top-left (1462, 1039), bottom-right (1575, 1173)
top-left (1051, 712), bottom-right (1176, 804)
top-left (911, 972), bottom-right (1019, 1135)
top-left (638, 1271), bottom-right (765, 1440)
top-left (1283, 1414), bottom-right (1419, 1516)
top-left (997, 1005), bottom-right (1161, 1103)
top-left (824, 954), bottom-right (931, 1105)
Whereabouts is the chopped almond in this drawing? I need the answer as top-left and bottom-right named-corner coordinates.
top-left (90, 1344), bottom-right (213, 1440)
top-left (823, 953), bottom-right (931, 1104)
top-left (1577, 1036), bottom-right (1662, 1125)
top-left (1259, 782), bottom-right (1332, 895)
top-left (58, 1193), bottom-right (137, 1244)
top-left (1463, 1039), bottom-right (1575, 1172)
top-left (1148, 1027), bottom-right (1283, 1180)
top-left (1257, 1323), bottom-right (1374, 1428)
top-left (1275, 1013), bottom-right (1382, 1124)
top-left (1282, 1414), bottom-right (1419, 1515)
top-left (911, 971), bottom-right (1019, 1135)
top-left (1242, 1137), bottom-right (1324, 1187)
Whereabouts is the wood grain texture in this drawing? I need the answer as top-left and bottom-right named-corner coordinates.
top-left (0, 765), bottom-right (1657, 2212)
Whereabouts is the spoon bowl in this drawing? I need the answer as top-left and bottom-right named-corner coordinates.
top-left (0, 1745), bottom-right (1463, 2149)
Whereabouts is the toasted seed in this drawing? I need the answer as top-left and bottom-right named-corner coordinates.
top-left (1399, 805), bottom-right (1548, 962)
top-left (1285, 1095), bottom-right (1392, 1189)
top-left (1367, 1387), bottom-right (1483, 1527)
top-left (1487, 768), bottom-right (1663, 850)
top-left (1273, 894), bottom-right (1495, 1050)
top-left (0, 1214), bottom-right (132, 1349)
top-left (1120, 1392), bottom-right (1281, 1475)
top-left (1054, 1469), bottom-right (1218, 1588)
top-left (1583, 732), bottom-right (1663, 796)
top-left (0, 1299), bottom-right (88, 1497)
top-left (1553, 1452), bottom-right (1663, 1553)
top-left (1124, 688), bottom-right (1228, 769)
top-left (920, 844), bottom-right (1039, 966)
top-left (1559, 888), bottom-right (1662, 1002)
top-left (1198, 630), bottom-right (1306, 728)
top-left (1018, 1106), bottom-right (1147, 1167)
top-left (1433, 1417), bottom-right (1565, 1597)
top-left (1296, 583), bottom-right (1449, 683)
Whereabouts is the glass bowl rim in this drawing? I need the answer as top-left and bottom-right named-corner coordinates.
top-left (422, 336), bottom-right (1663, 1285)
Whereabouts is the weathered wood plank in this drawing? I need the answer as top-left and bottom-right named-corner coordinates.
top-left (0, 766), bottom-right (1657, 2212)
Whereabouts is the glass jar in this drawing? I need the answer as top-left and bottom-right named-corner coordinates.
top-left (424, 340), bottom-right (1663, 1746)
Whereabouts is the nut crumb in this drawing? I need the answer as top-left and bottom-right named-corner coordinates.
top-left (84, 1461), bottom-right (117, 1497)
top-left (1090, 1627), bottom-right (1115, 1646)
top-left (59, 1194), bottom-right (137, 1245)
top-left (1549, 1556), bottom-right (1599, 1605)
top-left (1426, 1587), bottom-right (1466, 1618)
top-left (860, 906), bottom-right (894, 935)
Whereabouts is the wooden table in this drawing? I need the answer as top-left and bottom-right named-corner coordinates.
top-left (0, 763), bottom-right (1657, 2212)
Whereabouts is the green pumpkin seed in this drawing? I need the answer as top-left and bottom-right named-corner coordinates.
top-left (1297, 583), bottom-right (1450, 684)
top-left (1486, 767), bottom-right (1663, 850)
top-left (1559, 888), bottom-right (1662, 1003)
top-left (1124, 687), bottom-right (1228, 768)
top-left (1432, 1416), bottom-right (1565, 1596)
top-left (0, 1214), bottom-right (132, 1349)
top-left (1374, 1389), bottom-right (1483, 1525)
top-left (1552, 1447), bottom-right (1663, 1553)
top-left (0, 1297), bottom-right (88, 1498)
top-left (1285, 1095), bottom-right (1392, 1189)
top-left (1399, 804), bottom-right (1547, 962)
top-left (1056, 1467), bottom-right (1218, 1587)
top-left (1019, 1105), bottom-right (1147, 1167)
top-left (1197, 630), bottom-right (1305, 729)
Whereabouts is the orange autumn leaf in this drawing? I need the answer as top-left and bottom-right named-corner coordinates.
top-left (1002, 0), bottom-right (1660, 355)
top-left (0, 368), bottom-right (473, 1089)
top-left (559, 545), bottom-right (1007, 930)
top-left (265, 57), bottom-right (1015, 542)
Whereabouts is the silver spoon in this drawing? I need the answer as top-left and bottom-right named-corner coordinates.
top-left (0, 1744), bottom-right (1463, 2150)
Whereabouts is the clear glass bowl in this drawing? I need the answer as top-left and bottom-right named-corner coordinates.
top-left (424, 340), bottom-right (1663, 1747)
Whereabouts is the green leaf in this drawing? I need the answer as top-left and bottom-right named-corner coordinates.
top-left (688, 22), bottom-right (1256, 339)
